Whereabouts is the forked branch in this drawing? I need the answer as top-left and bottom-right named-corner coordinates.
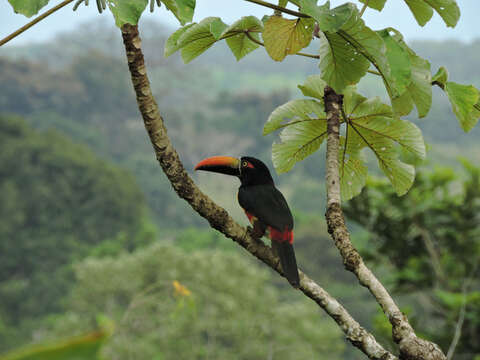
top-left (120, 23), bottom-right (395, 360)
top-left (323, 86), bottom-right (446, 360)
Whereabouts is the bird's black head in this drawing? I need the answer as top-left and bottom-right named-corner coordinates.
top-left (238, 156), bottom-right (274, 187)
top-left (194, 155), bottom-right (274, 187)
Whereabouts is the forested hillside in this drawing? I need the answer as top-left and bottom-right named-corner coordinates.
top-left (1, 20), bottom-right (479, 359)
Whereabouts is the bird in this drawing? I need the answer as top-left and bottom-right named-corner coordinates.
top-left (194, 155), bottom-right (300, 288)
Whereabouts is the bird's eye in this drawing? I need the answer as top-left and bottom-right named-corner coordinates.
top-left (242, 161), bottom-right (248, 167)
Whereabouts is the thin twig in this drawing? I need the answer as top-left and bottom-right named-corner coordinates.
top-left (244, 0), bottom-right (309, 18)
top-left (360, 0), bottom-right (369, 17)
top-left (446, 290), bottom-right (467, 360)
top-left (368, 69), bottom-right (381, 76)
top-left (0, 0), bottom-right (76, 47)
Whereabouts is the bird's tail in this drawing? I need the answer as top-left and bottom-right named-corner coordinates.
top-left (273, 241), bottom-right (300, 288)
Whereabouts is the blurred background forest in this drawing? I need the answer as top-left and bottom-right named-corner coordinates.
top-left (0, 16), bottom-right (479, 360)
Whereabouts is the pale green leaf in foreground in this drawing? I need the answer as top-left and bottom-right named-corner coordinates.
top-left (338, 135), bottom-right (367, 201)
top-left (108, 0), bottom-right (148, 27)
top-left (262, 16), bottom-right (315, 61)
top-left (161, 0), bottom-right (195, 25)
top-left (263, 99), bottom-right (325, 135)
top-left (7, 0), bottom-right (49, 17)
top-left (297, 74), bottom-right (328, 100)
top-left (445, 82), bottom-right (480, 132)
top-left (404, 0), bottom-right (434, 26)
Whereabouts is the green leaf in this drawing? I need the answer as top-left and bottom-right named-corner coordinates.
top-left (272, 120), bottom-right (327, 173)
top-left (297, 74), bottom-right (328, 100)
top-left (164, 24), bottom-right (196, 57)
top-left (376, 29), bottom-right (411, 97)
top-left (264, 99), bottom-right (325, 135)
top-left (383, 30), bottom-right (432, 117)
top-left (299, 0), bottom-right (351, 33)
top-left (0, 322), bottom-right (113, 360)
top-left (403, 0), bottom-right (460, 28)
top-left (403, 0), bottom-right (433, 26)
top-left (108, 0), bottom-right (148, 27)
top-left (176, 17), bottom-right (227, 63)
top-left (262, 16), bottom-right (315, 61)
top-left (318, 31), bottom-right (370, 93)
top-left (432, 66), bottom-right (449, 87)
top-left (161, 0), bottom-right (195, 25)
top-left (344, 90), bottom-right (425, 195)
top-left (358, 0), bottom-right (387, 11)
top-left (209, 19), bottom-right (228, 40)
top-left (445, 82), bottom-right (480, 132)
top-left (221, 16), bottom-right (263, 60)
top-left (7, 0), bottom-right (49, 17)
top-left (339, 135), bottom-right (367, 200)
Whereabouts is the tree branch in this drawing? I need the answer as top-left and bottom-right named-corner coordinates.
top-left (243, 0), bottom-right (309, 18)
top-left (120, 23), bottom-right (395, 360)
top-left (323, 86), bottom-right (447, 360)
top-left (0, 0), bottom-right (75, 47)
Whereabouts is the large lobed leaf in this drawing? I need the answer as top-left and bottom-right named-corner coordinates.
top-left (265, 77), bottom-right (426, 200)
top-left (262, 16), bottom-right (315, 62)
top-left (221, 16), bottom-right (263, 61)
top-left (445, 82), bottom-right (480, 132)
top-left (162, 0), bottom-right (195, 25)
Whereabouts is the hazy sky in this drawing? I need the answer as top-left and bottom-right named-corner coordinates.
top-left (1, 0), bottom-right (479, 45)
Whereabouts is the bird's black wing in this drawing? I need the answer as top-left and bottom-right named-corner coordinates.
top-left (238, 184), bottom-right (293, 230)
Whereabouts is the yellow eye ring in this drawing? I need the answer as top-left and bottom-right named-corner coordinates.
top-left (242, 161), bottom-right (248, 167)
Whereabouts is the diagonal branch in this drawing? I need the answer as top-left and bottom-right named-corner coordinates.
top-left (120, 23), bottom-right (395, 360)
top-left (323, 86), bottom-right (447, 360)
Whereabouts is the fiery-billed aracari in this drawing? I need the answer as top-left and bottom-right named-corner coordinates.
top-left (194, 156), bottom-right (300, 288)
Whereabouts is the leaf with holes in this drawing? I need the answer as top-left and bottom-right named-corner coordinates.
top-left (404, 0), bottom-right (460, 27)
top-left (7, 0), bottom-right (49, 17)
top-left (221, 16), bottom-right (263, 60)
top-left (272, 120), bottom-right (328, 173)
top-left (162, 0), bottom-right (195, 25)
top-left (262, 16), bottom-right (315, 61)
top-left (264, 99), bottom-right (325, 135)
top-left (318, 31), bottom-right (370, 93)
top-left (175, 17), bottom-right (228, 63)
top-left (445, 82), bottom-right (480, 132)
top-left (108, 0), bottom-right (148, 27)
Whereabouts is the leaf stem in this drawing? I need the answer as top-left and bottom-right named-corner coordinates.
top-left (368, 69), bottom-right (381, 76)
top-left (0, 0), bottom-right (76, 47)
top-left (359, 0), bottom-right (369, 17)
top-left (243, 0), bottom-right (309, 18)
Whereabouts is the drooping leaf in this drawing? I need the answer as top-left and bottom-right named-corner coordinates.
top-left (264, 99), bottom-right (325, 135)
top-left (161, 0), bottom-right (195, 25)
top-left (444, 82), bottom-right (480, 132)
top-left (7, 0), bottom-right (49, 17)
top-left (108, 0), bottom-right (148, 27)
top-left (176, 17), bottom-right (228, 63)
top-left (376, 29), bottom-right (412, 97)
top-left (339, 134), bottom-right (367, 201)
top-left (297, 74), bottom-right (328, 100)
top-left (358, 0), bottom-right (387, 11)
top-left (298, 0), bottom-right (351, 32)
top-left (0, 321), bottom-right (113, 360)
top-left (164, 23), bottom-right (196, 57)
top-left (318, 31), bottom-right (370, 93)
top-left (262, 16), bottom-right (315, 61)
top-left (343, 88), bottom-right (425, 196)
top-left (221, 16), bottom-right (263, 60)
top-left (272, 120), bottom-right (327, 173)
top-left (403, 0), bottom-right (434, 26)
top-left (403, 0), bottom-right (460, 28)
